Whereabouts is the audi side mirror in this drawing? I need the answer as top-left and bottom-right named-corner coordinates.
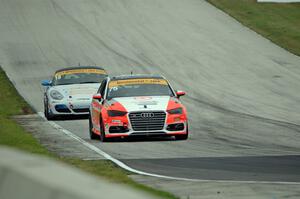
top-left (176, 90), bottom-right (186, 98)
top-left (41, 80), bottom-right (52, 87)
top-left (93, 94), bottom-right (102, 100)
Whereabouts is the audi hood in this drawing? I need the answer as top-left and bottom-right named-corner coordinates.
top-left (110, 96), bottom-right (179, 112)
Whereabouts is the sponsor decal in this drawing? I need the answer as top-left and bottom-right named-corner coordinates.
top-left (109, 78), bottom-right (168, 88)
top-left (76, 98), bottom-right (90, 100)
top-left (112, 119), bottom-right (121, 123)
top-left (69, 88), bottom-right (97, 95)
top-left (55, 69), bottom-right (106, 77)
top-left (137, 101), bottom-right (157, 105)
top-left (134, 97), bottom-right (158, 106)
top-left (134, 96), bottom-right (152, 100)
top-left (112, 120), bottom-right (123, 126)
top-left (72, 104), bottom-right (89, 109)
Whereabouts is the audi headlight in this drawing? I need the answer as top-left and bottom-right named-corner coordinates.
top-left (167, 107), bottom-right (183, 114)
top-left (50, 90), bottom-right (64, 100)
top-left (108, 110), bottom-right (127, 117)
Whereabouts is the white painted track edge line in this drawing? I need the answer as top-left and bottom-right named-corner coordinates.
top-left (37, 112), bottom-right (300, 185)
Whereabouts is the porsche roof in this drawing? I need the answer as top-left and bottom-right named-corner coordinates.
top-left (55, 66), bottom-right (105, 73)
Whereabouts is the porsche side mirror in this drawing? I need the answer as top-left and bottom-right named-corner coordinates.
top-left (93, 94), bottom-right (102, 100)
top-left (176, 90), bottom-right (186, 98)
top-left (41, 80), bottom-right (52, 87)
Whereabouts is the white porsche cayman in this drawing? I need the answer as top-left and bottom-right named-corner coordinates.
top-left (41, 66), bottom-right (108, 120)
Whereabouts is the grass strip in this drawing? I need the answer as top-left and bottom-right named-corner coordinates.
top-left (0, 67), bottom-right (47, 154)
top-left (206, 0), bottom-right (300, 56)
top-left (0, 67), bottom-right (177, 199)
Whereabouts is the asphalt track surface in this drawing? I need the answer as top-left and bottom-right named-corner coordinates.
top-left (1, 0), bottom-right (300, 183)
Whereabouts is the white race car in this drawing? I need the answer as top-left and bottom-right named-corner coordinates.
top-left (41, 66), bottom-right (108, 120)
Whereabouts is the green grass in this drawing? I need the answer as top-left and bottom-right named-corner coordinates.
top-left (0, 68), bottom-right (49, 154)
top-left (206, 0), bottom-right (300, 56)
top-left (0, 67), bottom-right (177, 199)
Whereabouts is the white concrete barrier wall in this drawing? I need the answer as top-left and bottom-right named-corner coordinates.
top-left (258, 0), bottom-right (300, 2)
top-left (0, 147), bottom-right (157, 199)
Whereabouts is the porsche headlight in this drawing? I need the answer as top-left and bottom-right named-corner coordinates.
top-left (167, 107), bottom-right (183, 114)
top-left (107, 110), bottom-right (127, 117)
top-left (50, 90), bottom-right (64, 100)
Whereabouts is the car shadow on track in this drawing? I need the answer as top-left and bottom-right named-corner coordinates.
top-left (106, 136), bottom-right (186, 143)
top-left (50, 115), bottom-right (89, 121)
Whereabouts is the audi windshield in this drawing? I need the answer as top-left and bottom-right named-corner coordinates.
top-left (107, 78), bottom-right (175, 99)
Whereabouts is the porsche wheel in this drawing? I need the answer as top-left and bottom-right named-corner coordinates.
top-left (44, 101), bottom-right (54, 120)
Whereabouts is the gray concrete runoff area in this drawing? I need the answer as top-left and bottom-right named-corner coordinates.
top-left (0, 147), bottom-right (157, 199)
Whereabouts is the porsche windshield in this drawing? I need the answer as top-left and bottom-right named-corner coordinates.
top-left (53, 69), bottom-right (107, 85)
top-left (107, 78), bottom-right (174, 99)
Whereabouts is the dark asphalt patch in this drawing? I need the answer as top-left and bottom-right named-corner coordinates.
top-left (122, 155), bottom-right (300, 182)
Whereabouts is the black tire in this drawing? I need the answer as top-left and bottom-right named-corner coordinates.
top-left (44, 101), bottom-right (54, 120)
top-left (100, 118), bottom-right (108, 142)
top-left (175, 124), bottom-right (189, 140)
top-left (89, 115), bottom-right (99, 140)
top-left (175, 134), bottom-right (188, 140)
top-left (44, 103), bottom-right (48, 118)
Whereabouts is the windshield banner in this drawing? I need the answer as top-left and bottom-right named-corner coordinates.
top-left (109, 78), bottom-right (168, 88)
top-left (55, 69), bottom-right (106, 77)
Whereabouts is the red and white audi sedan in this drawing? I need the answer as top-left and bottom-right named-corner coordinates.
top-left (89, 74), bottom-right (188, 142)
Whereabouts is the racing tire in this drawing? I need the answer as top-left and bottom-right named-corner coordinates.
top-left (100, 118), bottom-right (108, 142)
top-left (89, 115), bottom-right (99, 140)
top-left (44, 102), bottom-right (55, 120)
top-left (175, 134), bottom-right (188, 140)
top-left (175, 124), bottom-right (189, 140)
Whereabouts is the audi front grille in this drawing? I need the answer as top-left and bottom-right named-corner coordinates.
top-left (129, 111), bottom-right (166, 131)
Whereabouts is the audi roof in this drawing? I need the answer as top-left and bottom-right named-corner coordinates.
top-left (110, 74), bottom-right (165, 81)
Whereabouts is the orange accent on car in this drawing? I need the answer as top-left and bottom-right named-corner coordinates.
top-left (106, 134), bottom-right (129, 138)
top-left (166, 99), bottom-right (187, 124)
